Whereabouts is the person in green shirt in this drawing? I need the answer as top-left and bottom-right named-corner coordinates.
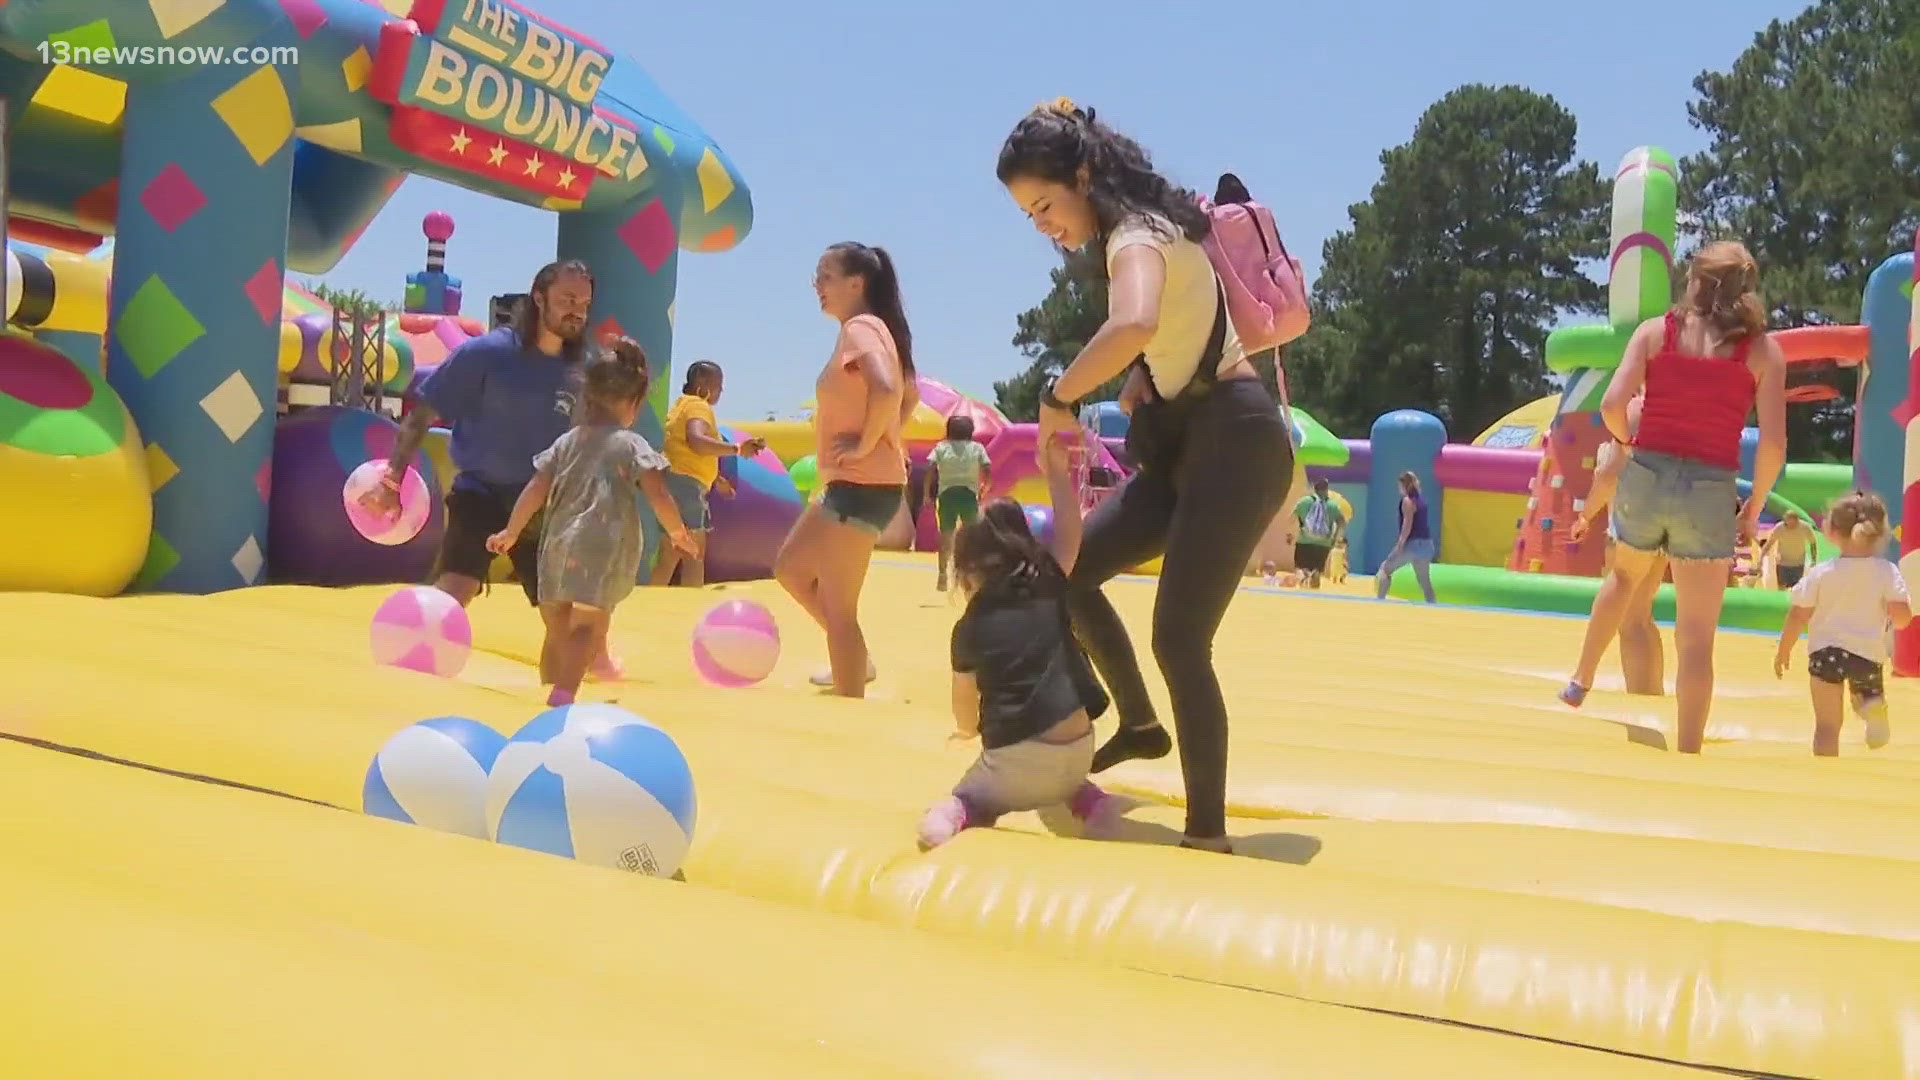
top-left (924, 415), bottom-right (993, 591)
top-left (1292, 479), bottom-right (1346, 589)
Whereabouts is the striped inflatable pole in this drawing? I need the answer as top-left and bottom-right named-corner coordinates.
top-left (1898, 234), bottom-right (1920, 677)
top-left (1511, 147), bottom-right (1676, 575)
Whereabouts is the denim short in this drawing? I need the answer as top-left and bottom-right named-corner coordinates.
top-left (819, 481), bottom-right (903, 535)
top-left (664, 471), bottom-right (710, 532)
top-left (1611, 450), bottom-right (1738, 562)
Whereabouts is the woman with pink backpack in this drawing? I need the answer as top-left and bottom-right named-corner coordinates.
top-left (997, 98), bottom-right (1305, 855)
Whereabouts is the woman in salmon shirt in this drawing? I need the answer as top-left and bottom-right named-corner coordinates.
top-left (1560, 241), bottom-right (1787, 753)
top-left (775, 241), bottom-right (919, 698)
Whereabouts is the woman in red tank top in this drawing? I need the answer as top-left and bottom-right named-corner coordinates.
top-left (1559, 242), bottom-right (1787, 754)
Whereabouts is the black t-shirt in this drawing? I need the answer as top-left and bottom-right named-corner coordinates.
top-left (950, 572), bottom-right (1110, 749)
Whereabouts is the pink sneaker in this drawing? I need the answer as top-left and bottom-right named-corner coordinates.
top-left (1070, 782), bottom-right (1125, 840)
top-left (917, 797), bottom-right (971, 850)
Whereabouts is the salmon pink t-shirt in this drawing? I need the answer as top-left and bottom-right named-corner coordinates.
top-left (814, 314), bottom-right (906, 486)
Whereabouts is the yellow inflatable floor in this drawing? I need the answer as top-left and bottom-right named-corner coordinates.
top-left (5, 556), bottom-right (1919, 1077)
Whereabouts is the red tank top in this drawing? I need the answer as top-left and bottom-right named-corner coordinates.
top-left (1631, 314), bottom-right (1758, 472)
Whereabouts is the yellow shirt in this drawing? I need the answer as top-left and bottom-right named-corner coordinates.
top-left (664, 393), bottom-right (721, 489)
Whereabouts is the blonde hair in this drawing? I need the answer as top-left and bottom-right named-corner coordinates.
top-left (1827, 491), bottom-right (1890, 546)
top-left (1678, 240), bottom-right (1767, 342)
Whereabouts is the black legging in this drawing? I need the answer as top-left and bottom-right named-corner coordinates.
top-left (1068, 377), bottom-right (1293, 838)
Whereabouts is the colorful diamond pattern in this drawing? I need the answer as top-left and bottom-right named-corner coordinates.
top-left (145, 443), bottom-right (180, 492)
top-left (210, 67), bottom-right (293, 166)
top-left (68, 182), bottom-right (119, 235)
top-left (232, 535), bottom-right (264, 584)
top-left (50, 19), bottom-right (116, 52)
top-left (341, 47), bottom-right (372, 93)
top-left (616, 199), bottom-right (675, 276)
top-left (134, 533), bottom-right (181, 590)
top-left (295, 119), bottom-right (362, 153)
top-left (279, 0), bottom-right (330, 38)
top-left (140, 164), bottom-right (207, 233)
top-left (653, 126), bottom-right (676, 156)
top-left (200, 370), bottom-right (264, 444)
top-left (594, 317), bottom-right (627, 347)
top-left (697, 148), bottom-right (734, 213)
top-left (150, 0), bottom-right (226, 39)
top-left (256, 459), bottom-right (273, 503)
top-left (243, 259), bottom-right (283, 326)
top-left (119, 276), bottom-right (205, 378)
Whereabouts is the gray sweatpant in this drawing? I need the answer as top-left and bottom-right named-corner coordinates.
top-left (953, 733), bottom-right (1095, 819)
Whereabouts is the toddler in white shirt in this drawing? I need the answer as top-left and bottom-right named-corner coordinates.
top-left (1774, 492), bottom-right (1913, 755)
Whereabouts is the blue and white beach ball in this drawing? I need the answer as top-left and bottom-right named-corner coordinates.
top-left (362, 716), bottom-right (507, 838)
top-left (485, 703), bottom-right (697, 878)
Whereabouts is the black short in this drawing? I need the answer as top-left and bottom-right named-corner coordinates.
top-left (1776, 563), bottom-right (1805, 589)
top-left (437, 478), bottom-right (541, 605)
top-left (1294, 542), bottom-right (1331, 574)
top-left (1807, 646), bottom-right (1884, 699)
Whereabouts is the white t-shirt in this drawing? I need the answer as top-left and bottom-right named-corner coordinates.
top-left (1789, 557), bottom-right (1910, 662)
top-left (1105, 213), bottom-right (1244, 399)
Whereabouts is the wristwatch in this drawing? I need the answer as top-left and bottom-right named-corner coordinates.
top-left (1040, 378), bottom-right (1076, 414)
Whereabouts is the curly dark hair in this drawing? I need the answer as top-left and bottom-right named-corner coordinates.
top-left (995, 100), bottom-right (1210, 247)
top-left (580, 335), bottom-right (649, 423)
top-left (952, 497), bottom-right (1065, 601)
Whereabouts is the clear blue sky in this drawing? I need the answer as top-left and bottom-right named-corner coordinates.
top-left (313, 0), bottom-right (1809, 421)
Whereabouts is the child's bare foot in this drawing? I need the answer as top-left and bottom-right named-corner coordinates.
top-left (1858, 695), bottom-right (1891, 749)
top-left (546, 686), bottom-right (576, 707)
top-left (810, 659), bottom-right (877, 687)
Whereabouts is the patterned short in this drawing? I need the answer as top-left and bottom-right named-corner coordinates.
top-left (1807, 646), bottom-right (1884, 699)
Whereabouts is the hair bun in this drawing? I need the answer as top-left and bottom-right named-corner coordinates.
top-left (1040, 97), bottom-right (1091, 124)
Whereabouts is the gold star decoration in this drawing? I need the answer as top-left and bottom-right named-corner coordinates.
top-left (523, 156), bottom-right (544, 177)
top-left (448, 128), bottom-right (471, 154)
top-left (487, 142), bottom-right (507, 166)
top-left (556, 167), bottom-right (577, 189)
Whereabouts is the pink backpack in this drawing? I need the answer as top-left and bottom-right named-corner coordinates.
top-left (1198, 173), bottom-right (1310, 353)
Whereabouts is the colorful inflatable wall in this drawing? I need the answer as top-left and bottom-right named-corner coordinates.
top-left (0, 0), bottom-right (751, 595)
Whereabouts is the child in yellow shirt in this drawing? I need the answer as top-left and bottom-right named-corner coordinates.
top-left (654, 360), bottom-right (765, 587)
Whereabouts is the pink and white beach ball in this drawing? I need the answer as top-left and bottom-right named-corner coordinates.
top-left (370, 586), bottom-right (472, 677)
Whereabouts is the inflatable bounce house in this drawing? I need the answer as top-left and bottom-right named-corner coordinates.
top-left (0, 0), bottom-right (770, 596)
top-left (1251, 146), bottom-right (1918, 649)
top-left (13, 11), bottom-right (1920, 1072)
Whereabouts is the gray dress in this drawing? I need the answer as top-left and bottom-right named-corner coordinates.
top-left (533, 425), bottom-right (671, 610)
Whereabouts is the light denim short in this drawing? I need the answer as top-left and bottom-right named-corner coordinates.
top-left (664, 471), bottom-right (710, 532)
top-left (1611, 449), bottom-right (1739, 562)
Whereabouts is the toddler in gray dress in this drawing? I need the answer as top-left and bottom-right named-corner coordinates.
top-left (488, 337), bottom-right (697, 706)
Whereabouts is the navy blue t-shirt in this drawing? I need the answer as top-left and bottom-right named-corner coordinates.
top-left (418, 327), bottom-right (583, 492)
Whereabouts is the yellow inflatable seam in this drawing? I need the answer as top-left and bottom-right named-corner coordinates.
top-left (0, 741), bottom-right (1697, 1079)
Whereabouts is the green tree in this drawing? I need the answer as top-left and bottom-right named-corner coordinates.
top-left (996, 247), bottom-right (1129, 420)
top-left (1285, 85), bottom-right (1608, 439)
top-left (1680, 0), bottom-right (1920, 459)
top-left (305, 280), bottom-right (400, 319)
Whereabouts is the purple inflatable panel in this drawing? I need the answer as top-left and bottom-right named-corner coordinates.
top-left (705, 425), bottom-right (805, 583)
top-left (267, 406), bottom-right (444, 586)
